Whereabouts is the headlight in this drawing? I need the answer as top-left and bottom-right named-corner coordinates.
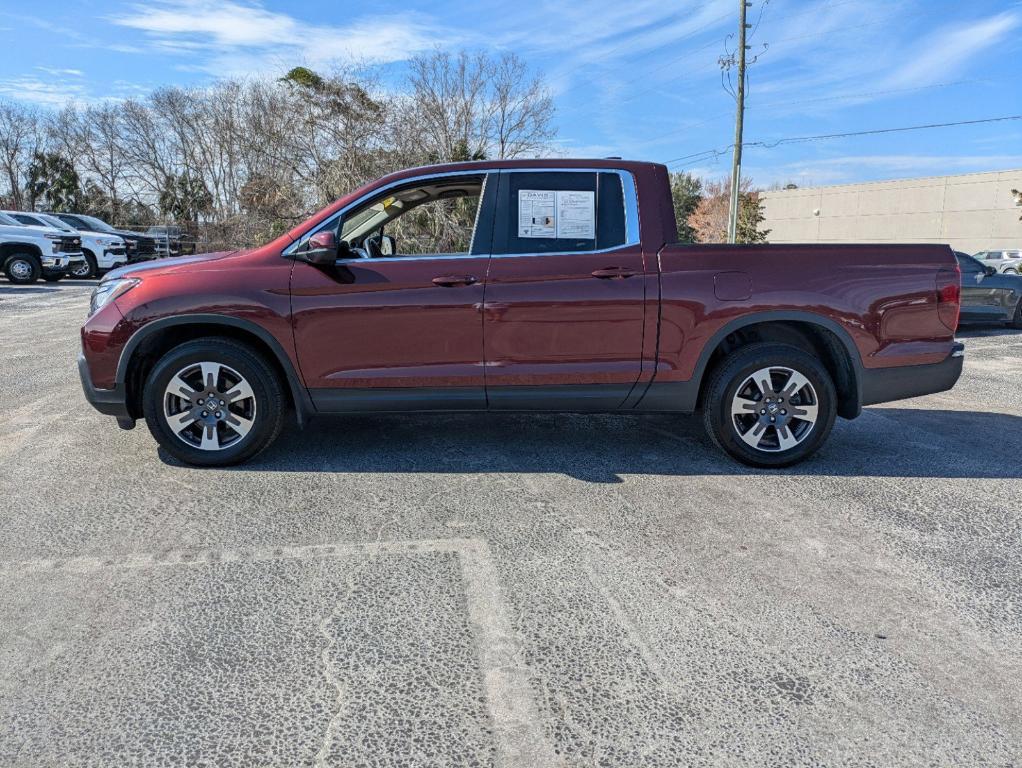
top-left (90, 278), bottom-right (140, 316)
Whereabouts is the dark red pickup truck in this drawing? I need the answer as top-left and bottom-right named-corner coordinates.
top-left (79, 158), bottom-right (963, 467)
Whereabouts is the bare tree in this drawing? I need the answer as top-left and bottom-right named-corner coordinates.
top-left (402, 50), bottom-right (554, 162)
top-left (0, 100), bottom-right (43, 209)
top-left (0, 50), bottom-right (556, 249)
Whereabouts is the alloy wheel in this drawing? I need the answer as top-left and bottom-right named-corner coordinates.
top-left (70, 261), bottom-right (91, 278)
top-left (162, 361), bottom-right (257, 451)
top-left (9, 259), bottom-right (32, 281)
top-left (730, 366), bottom-right (819, 452)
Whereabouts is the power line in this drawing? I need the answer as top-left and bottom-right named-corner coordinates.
top-left (613, 4), bottom-right (920, 108)
top-left (663, 114), bottom-right (1022, 168)
top-left (752, 115), bottom-right (1022, 148)
top-left (640, 78), bottom-right (996, 149)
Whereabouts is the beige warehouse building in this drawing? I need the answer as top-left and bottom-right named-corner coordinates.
top-left (760, 168), bottom-right (1022, 254)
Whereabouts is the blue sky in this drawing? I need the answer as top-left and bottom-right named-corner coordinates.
top-left (1, 0), bottom-right (1020, 187)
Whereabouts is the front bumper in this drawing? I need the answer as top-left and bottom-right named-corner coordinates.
top-left (860, 342), bottom-right (965, 407)
top-left (78, 350), bottom-right (131, 422)
top-left (104, 249), bottom-right (129, 266)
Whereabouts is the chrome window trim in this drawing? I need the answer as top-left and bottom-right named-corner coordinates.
top-left (285, 166), bottom-right (640, 259)
top-left (500, 168), bottom-right (639, 249)
top-left (283, 169), bottom-right (487, 257)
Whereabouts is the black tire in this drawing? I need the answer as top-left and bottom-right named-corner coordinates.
top-left (4, 253), bottom-right (41, 285)
top-left (70, 251), bottom-right (97, 279)
top-left (43, 274), bottom-right (65, 283)
top-left (702, 342), bottom-right (837, 468)
top-left (143, 338), bottom-right (285, 466)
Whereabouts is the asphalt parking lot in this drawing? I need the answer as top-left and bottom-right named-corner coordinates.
top-left (1, 281), bottom-right (1021, 767)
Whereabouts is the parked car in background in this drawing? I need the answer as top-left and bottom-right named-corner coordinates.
top-left (0, 211), bottom-right (82, 284)
top-left (147, 225), bottom-right (197, 258)
top-left (80, 159), bottom-right (964, 469)
top-left (5, 211), bottom-right (126, 279)
top-left (973, 248), bottom-right (1022, 274)
top-left (955, 252), bottom-right (1022, 328)
top-left (47, 212), bottom-right (157, 263)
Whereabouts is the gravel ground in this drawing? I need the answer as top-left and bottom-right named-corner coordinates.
top-left (1, 281), bottom-right (1020, 767)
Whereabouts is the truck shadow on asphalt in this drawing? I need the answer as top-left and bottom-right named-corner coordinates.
top-left (165, 407), bottom-right (1022, 482)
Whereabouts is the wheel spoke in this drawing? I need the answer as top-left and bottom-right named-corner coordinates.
top-left (199, 362), bottom-right (222, 391)
top-left (168, 374), bottom-right (199, 401)
top-left (225, 413), bottom-right (254, 439)
top-left (731, 396), bottom-right (760, 417)
top-left (225, 378), bottom-right (254, 403)
top-left (789, 403), bottom-right (819, 423)
top-left (199, 424), bottom-right (221, 450)
top-left (169, 409), bottom-right (197, 435)
top-left (752, 368), bottom-right (774, 398)
top-left (775, 424), bottom-right (799, 451)
top-left (738, 421), bottom-right (766, 448)
top-left (781, 371), bottom-right (811, 399)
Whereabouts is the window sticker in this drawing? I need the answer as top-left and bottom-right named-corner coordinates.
top-left (517, 189), bottom-right (595, 239)
top-left (518, 190), bottom-right (556, 238)
top-left (555, 191), bottom-right (595, 239)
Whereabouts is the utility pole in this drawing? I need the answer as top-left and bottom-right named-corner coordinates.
top-left (726, 0), bottom-right (750, 244)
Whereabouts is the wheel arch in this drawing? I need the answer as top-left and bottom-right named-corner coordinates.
top-left (117, 314), bottom-right (313, 425)
top-left (693, 311), bottom-right (864, 420)
top-left (1, 241), bottom-right (44, 268)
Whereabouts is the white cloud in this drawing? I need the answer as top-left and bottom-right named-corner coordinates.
top-left (0, 76), bottom-right (88, 106)
top-left (109, 0), bottom-right (459, 75)
top-left (35, 66), bottom-right (84, 77)
top-left (883, 11), bottom-right (1021, 88)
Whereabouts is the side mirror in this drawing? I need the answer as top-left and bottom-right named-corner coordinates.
top-left (379, 235), bottom-right (395, 256)
top-left (985, 265), bottom-right (997, 276)
top-left (302, 230), bottom-right (338, 265)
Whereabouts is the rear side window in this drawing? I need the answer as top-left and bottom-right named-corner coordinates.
top-left (491, 171), bottom-right (627, 255)
top-left (12, 214), bottom-right (43, 226)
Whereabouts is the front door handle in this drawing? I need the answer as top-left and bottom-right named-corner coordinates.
top-left (432, 275), bottom-right (478, 287)
top-left (591, 266), bottom-right (637, 279)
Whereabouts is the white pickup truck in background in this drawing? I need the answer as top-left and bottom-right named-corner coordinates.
top-left (4, 211), bottom-right (127, 279)
top-left (0, 211), bottom-right (84, 284)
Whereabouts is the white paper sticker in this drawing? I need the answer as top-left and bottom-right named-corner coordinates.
top-left (555, 190), bottom-right (595, 239)
top-left (517, 189), bottom-right (596, 239)
top-left (518, 190), bottom-right (556, 238)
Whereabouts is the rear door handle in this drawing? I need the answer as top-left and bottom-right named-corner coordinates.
top-left (432, 275), bottom-right (478, 287)
top-left (591, 267), bottom-right (637, 279)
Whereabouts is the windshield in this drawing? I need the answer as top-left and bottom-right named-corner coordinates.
top-left (37, 214), bottom-right (75, 232)
top-left (77, 214), bottom-right (117, 233)
top-left (0, 212), bottom-right (20, 226)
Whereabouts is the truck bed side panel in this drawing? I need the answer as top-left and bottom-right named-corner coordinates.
top-left (653, 243), bottom-right (958, 385)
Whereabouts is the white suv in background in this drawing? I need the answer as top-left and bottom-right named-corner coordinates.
top-left (973, 249), bottom-right (1022, 275)
top-left (4, 211), bottom-right (127, 279)
top-left (0, 211), bottom-right (84, 284)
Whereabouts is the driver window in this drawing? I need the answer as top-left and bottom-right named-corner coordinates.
top-left (339, 175), bottom-right (485, 258)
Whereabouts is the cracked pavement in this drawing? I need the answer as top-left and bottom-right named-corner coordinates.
top-left (1, 282), bottom-right (1021, 766)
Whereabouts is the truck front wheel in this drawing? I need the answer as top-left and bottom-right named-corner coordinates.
top-left (70, 251), bottom-right (98, 279)
top-left (4, 253), bottom-right (41, 285)
top-left (142, 338), bottom-right (286, 466)
top-left (702, 343), bottom-right (837, 468)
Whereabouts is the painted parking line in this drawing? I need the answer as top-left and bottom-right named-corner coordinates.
top-left (1, 538), bottom-right (559, 768)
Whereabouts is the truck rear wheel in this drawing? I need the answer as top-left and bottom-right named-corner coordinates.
top-left (703, 343), bottom-right (837, 468)
top-left (4, 253), bottom-right (41, 285)
top-left (142, 338), bottom-right (286, 466)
